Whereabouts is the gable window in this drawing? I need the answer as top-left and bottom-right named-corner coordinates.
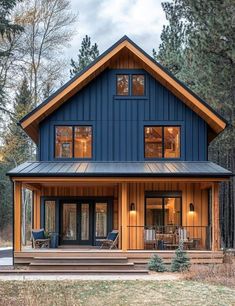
top-left (116, 74), bottom-right (145, 96)
top-left (117, 75), bottom-right (129, 95)
top-left (145, 126), bottom-right (180, 158)
top-left (132, 74), bottom-right (145, 96)
top-left (55, 126), bottom-right (92, 159)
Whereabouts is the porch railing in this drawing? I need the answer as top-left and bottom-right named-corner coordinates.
top-left (127, 225), bottom-right (211, 250)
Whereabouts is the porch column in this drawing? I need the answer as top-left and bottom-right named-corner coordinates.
top-left (212, 182), bottom-right (220, 251)
top-left (121, 183), bottom-right (128, 251)
top-left (33, 190), bottom-right (41, 229)
top-left (14, 181), bottom-right (22, 252)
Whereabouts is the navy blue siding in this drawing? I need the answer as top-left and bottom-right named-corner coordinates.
top-left (39, 69), bottom-right (208, 161)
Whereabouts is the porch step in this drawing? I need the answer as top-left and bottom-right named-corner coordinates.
top-left (33, 256), bottom-right (128, 264)
top-left (29, 262), bottom-right (135, 271)
top-left (0, 269), bottom-right (149, 275)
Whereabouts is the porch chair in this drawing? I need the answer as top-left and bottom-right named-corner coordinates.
top-left (176, 227), bottom-right (193, 249)
top-left (100, 230), bottom-right (119, 249)
top-left (32, 228), bottom-right (50, 249)
top-left (144, 228), bottom-right (157, 249)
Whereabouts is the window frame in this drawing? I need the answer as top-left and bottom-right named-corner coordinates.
top-left (144, 191), bottom-right (182, 227)
top-left (144, 125), bottom-right (181, 160)
top-left (115, 72), bottom-right (146, 97)
top-left (54, 125), bottom-right (93, 160)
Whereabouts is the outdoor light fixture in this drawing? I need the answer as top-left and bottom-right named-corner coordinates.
top-left (189, 203), bottom-right (194, 212)
top-left (130, 203), bottom-right (136, 211)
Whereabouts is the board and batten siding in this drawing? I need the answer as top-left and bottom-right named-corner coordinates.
top-left (39, 68), bottom-right (207, 161)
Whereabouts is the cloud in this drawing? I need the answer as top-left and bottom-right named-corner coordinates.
top-left (69, 0), bottom-right (166, 58)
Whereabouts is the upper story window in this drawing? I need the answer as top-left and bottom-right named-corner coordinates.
top-left (145, 126), bottom-right (180, 159)
top-left (116, 74), bottom-right (145, 96)
top-left (55, 126), bottom-right (92, 159)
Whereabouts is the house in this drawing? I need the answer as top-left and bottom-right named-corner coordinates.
top-left (7, 36), bottom-right (232, 269)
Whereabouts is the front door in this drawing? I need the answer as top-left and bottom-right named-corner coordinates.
top-left (61, 202), bottom-right (93, 245)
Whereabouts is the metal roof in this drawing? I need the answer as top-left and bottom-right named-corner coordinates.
top-left (7, 161), bottom-right (232, 178)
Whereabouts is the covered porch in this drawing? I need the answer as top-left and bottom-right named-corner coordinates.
top-left (12, 177), bottom-right (223, 254)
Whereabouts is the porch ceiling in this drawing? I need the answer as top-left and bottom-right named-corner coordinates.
top-left (7, 161), bottom-right (232, 178)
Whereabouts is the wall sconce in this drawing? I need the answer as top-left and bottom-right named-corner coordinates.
top-left (130, 203), bottom-right (136, 211)
top-left (189, 203), bottom-right (194, 212)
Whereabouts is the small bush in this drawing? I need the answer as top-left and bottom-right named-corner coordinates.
top-left (148, 254), bottom-right (167, 272)
top-left (171, 240), bottom-right (191, 272)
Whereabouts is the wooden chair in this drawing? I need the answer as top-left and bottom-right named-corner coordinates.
top-left (32, 229), bottom-right (50, 249)
top-left (144, 229), bottom-right (156, 249)
top-left (100, 230), bottom-right (119, 249)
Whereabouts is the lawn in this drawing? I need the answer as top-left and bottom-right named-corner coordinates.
top-left (0, 280), bottom-right (234, 306)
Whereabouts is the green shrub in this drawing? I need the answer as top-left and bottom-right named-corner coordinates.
top-left (171, 240), bottom-right (191, 272)
top-left (148, 254), bottom-right (167, 272)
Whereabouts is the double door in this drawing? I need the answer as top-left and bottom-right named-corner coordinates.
top-left (60, 200), bottom-right (110, 245)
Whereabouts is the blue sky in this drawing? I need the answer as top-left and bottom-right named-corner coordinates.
top-left (69, 0), bottom-right (167, 58)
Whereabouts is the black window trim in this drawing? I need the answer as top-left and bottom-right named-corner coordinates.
top-left (144, 125), bottom-right (181, 159)
top-left (54, 125), bottom-right (93, 160)
top-left (116, 73), bottom-right (146, 97)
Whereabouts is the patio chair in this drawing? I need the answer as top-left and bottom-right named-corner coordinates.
top-left (144, 228), bottom-right (156, 249)
top-left (100, 230), bottom-right (119, 249)
top-left (32, 228), bottom-right (50, 249)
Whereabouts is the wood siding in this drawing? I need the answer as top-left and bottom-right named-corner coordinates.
top-left (39, 68), bottom-right (207, 161)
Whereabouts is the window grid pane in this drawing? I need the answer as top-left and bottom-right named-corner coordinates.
top-left (164, 127), bottom-right (180, 158)
top-left (132, 75), bottom-right (145, 96)
top-left (55, 126), bottom-right (73, 158)
top-left (145, 127), bottom-right (163, 158)
top-left (117, 75), bottom-right (129, 95)
top-left (95, 203), bottom-right (107, 237)
top-left (45, 201), bottom-right (56, 233)
top-left (74, 126), bottom-right (92, 158)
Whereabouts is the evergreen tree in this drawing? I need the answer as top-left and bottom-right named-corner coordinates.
top-left (2, 77), bottom-right (34, 166)
top-left (171, 241), bottom-right (191, 272)
top-left (148, 254), bottom-right (167, 272)
top-left (155, 0), bottom-right (235, 248)
top-left (0, 0), bottom-right (23, 107)
top-left (70, 35), bottom-right (99, 77)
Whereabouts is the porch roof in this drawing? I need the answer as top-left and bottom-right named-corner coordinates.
top-left (7, 161), bottom-right (232, 178)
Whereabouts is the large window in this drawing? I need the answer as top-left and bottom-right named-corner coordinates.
top-left (145, 197), bottom-right (181, 227)
top-left (55, 126), bottom-right (92, 159)
top-left (145, 126), bottom-right (180, 158)
top-left (116, 74), bottom-right (145, 96)
top-left (45, 201), bottom-right (56, 233)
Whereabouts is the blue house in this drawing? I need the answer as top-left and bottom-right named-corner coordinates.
top-left (8, 37), bottom-right (231, 269)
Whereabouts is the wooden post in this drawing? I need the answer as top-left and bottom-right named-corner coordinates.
top-left (212, 182), bottom-right (220, 251)
top-left (33, 190), bottom-right (41, 229)
top-left (14, 181), bottom-right (22, 252)
top-left (121, 183), bottom-right (128, 251)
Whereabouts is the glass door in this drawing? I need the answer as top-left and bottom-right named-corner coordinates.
top-left (61, 201), bottom-right (93, 245)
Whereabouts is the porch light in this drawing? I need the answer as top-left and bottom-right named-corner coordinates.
top-left (189, 203), bottom-right (194, 212)
top-left (130, 203), bottom-right (136, 211)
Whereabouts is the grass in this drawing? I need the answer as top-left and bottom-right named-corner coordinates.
top-left (0, 280), bottom-right (235, 306)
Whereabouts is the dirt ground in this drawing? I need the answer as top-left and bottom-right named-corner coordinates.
top-left (0, 280), bottom-right (234, 306)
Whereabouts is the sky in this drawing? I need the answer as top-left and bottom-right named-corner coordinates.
top-left (69, 0), bottom-right (167, 58)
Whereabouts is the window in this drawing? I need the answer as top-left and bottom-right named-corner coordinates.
top-left (95, 203), bottom-right (107, 237)
top-left (116, 74), bottom-right (145, 96)
top-left (117, 75), bottom-right (129, 95)
top-left (55, 126), bottom-right (92, 159)
top-left (145, 197), bottom-right (181, 227)
top-left (145, 126), bottom-right (180, 158)
top-left (45, 201), bottom-right (56, 233)
top-left (132, 75), bottom-right (145, 96)
top-left (74, 126), bottom-right (92, 158)
top-left (55, 126), bottom-right (73, 158)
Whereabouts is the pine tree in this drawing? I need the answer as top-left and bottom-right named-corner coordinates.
top-left (148, 254), bottom-right (167, 272)
top-left (154, 0), bottom-right (235, 248)
top-left (0, 0), bottom-right (23, 107)
top-left (70, 35), bottom-right (99, 77)
top-left (171, 240), bottom-right (191, 272)
top-left (2, 77), bottom-right (34, 166)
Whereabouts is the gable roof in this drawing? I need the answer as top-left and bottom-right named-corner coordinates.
top-left (19, 36), bottom-right (227, 143)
